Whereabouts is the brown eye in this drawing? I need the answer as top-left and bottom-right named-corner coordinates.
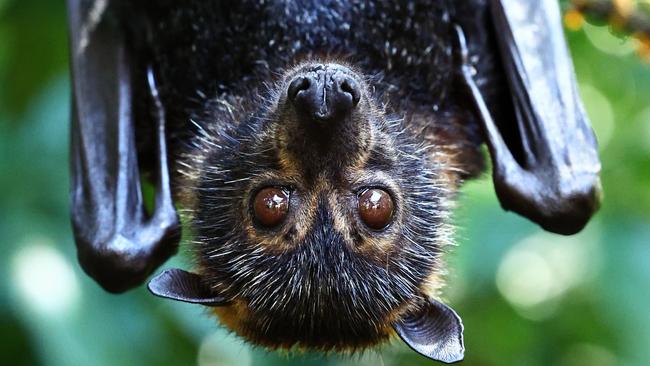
top-left (253, 187), bottom-right (290, 227)
top-left (358, 188), bottom-right (394, 230)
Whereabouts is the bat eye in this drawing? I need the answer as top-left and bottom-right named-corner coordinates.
top-left (358, 188), bottom-right (394, 230)
top-left (253, 187), bottom-right (290, 228)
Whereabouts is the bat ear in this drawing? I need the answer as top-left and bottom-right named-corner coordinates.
top-left (68, 0), bottom-right (180, 292)
top-left (148, 269), bottom-right (228, 306)
top-left (393, 299), bottom-right (464, 364)
top-left (456, 0), bottom-right (602, 235)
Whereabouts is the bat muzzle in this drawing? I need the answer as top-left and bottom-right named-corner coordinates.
top-left (288, 63), bottom-right (361, 124)
top-left (275, 62), bottom-right (374, 175)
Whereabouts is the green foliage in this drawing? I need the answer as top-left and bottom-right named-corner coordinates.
top-left (1, 1), bottom-right (648, 365)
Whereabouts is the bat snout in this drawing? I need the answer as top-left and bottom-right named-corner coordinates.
top-left (274, 61), bottom-right (375, 173)
top-left (287, 64), bottom-right (361, 124)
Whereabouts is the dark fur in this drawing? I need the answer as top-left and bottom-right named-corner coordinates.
top-left (122, 0), bottom-right (502, 351)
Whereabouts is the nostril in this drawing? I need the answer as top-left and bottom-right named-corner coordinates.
top-left (340, 77), bottom-right (361, 107)
top-left (288, 76), bottom-right (310, 102)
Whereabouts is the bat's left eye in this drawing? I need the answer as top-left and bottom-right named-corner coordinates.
top-left (358, 188), bottom-right (394, 230)
top-left (253, 187), bottom-right (290, 227)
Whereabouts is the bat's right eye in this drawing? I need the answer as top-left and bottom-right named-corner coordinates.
top-left (358, 188), bottom-right (394, 230)
top-left (253, 187), bottom-right (290, 228)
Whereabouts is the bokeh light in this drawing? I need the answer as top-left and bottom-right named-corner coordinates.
top-left (582, 22), bottom-right (636, 56)
top-left (11, 238), bottom-right (81, 317)
top-left (496, 230), bottom-right (599, 319)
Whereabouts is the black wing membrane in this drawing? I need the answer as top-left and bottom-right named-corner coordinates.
top-left (458, 0), bottom-right (602, 235)
top-left (68, 0), bottom-right (180, 293)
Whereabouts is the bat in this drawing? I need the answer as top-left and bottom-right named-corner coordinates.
top-left (67, 0), bottom-right (601, 363)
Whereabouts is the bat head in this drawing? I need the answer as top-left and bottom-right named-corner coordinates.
top-left (152, 61), bottom-right (465, 359)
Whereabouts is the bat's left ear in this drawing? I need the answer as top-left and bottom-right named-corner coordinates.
top-left (393, 299), bottom-right (464, 364)
top-left (148, 269), bottom-right (228, 306)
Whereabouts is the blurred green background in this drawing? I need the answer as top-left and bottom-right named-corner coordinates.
top-left (1, 1), bottom-right (649, 365)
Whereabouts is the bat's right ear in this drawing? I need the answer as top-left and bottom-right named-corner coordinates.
top-left (68, 0), bottom-right (180, 293)
top-left (393, 298), bottom-right (465, 364)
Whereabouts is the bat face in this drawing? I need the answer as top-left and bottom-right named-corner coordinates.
top-left (183, 62), bottom-right (456, 350)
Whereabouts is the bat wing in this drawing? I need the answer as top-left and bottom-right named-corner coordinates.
top-left (457, 0), bottom-right (602, 235)
top-left (68, 0), bottom-right (180, 293)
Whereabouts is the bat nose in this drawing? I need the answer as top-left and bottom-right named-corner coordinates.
top-left (288, 64), bottom-right (361, 123)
